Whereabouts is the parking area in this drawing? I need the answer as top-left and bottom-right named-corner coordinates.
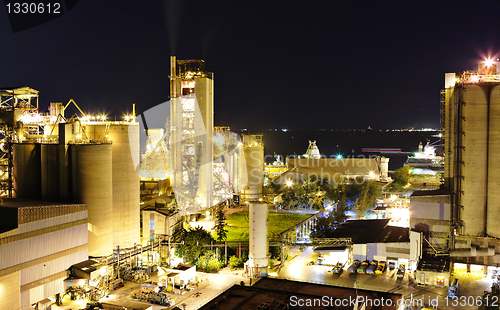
top-left (276, 247), bottom-right (495, 309)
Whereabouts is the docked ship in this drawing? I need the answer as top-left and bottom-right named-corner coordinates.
top-left (404, 141), bottom-right (444, 174)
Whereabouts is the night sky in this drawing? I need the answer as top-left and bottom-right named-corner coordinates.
top-left (1, 1), bottom-right (499, 131)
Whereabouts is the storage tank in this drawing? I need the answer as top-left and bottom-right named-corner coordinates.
top-left (71, 143), bottom-right (113, 257)
top-left (487, 85), bottom-right (500, 238)
top-left (461, 84), bottom-right (489, 236)
top-left (380, 157), bottom-right (389, 179)
top-left (247, 202), bottom-right (268, 277)
top-left (108, 123), bottom-right (140, 248)
top-left (13, 143), bottom-right (41, 199)
top-left (85, 123), bottom-right (140, 248)
top-left (41, 144), bottom-right (69, 201)
top-left (240, 134), bottom-right (263, 202)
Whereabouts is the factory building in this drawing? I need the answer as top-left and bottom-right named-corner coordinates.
top-left (325, 219), bottom-right (410, 266)
top-left (0, 88), bottom-right (140, 257)
top-left (275, 156), bottom-right (389, 185)
top-left (0, 200), bottom-right (88, 310)
top-left (442, 60), bottom-right (500, 267)
top-left (409, 190), bottom-right (452, 286)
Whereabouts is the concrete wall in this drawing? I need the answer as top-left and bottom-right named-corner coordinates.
top-left (353, 242), bottom-right (410, 261)
top-left (0, 272), bottom-right (20, 310)
top-left (414, 269), bottom-right (450, 287)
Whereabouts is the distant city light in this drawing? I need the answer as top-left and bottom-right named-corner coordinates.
top-left (336, 154), bottom-right (343, 159)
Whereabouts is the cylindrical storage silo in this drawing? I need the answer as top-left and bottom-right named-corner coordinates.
top-left (461, 85), bottom-right (488, 236)
top-left (247, 202), bottom-right (268, 277)
top-left (108, 123), bottom-right (140, 248)
top-left (380, 157), bottom-right (389, 179)
top-left (487, 85), bottom-right (500, 238)
top-left (241, 145), bottom-right (264, 201)
top-left (13, 143), bottom-right (41, 199)
top-left (71, 143), bottom-right (113, 257)
top-left (41, 144), bottom-right (70, 201)
top-left (84, 123), bottom-right (141, 248)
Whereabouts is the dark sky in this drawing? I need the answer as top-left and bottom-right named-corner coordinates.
top-left (1, 1), bottom-right (499, 131)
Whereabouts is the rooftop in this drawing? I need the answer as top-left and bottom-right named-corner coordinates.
top-left (328, 219), bottom-right (409, 244)
top-left (199, 277), bottom-right (402, 310)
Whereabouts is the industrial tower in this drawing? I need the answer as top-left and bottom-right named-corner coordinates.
top-left (169, 56), bottom-right (214, 214)
top-left (443, 59), bottom-right (500, 265)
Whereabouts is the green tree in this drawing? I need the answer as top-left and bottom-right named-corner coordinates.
top-left (197, 250), bottom-right (223, 273)
top-left (391, 166), bottom-right (412, 190)
top-left (176, 227), bottom-right (214, 264)
top-left (213, 205), bottom-right (228, 242)
top-left (228, 255), bottom-right (243, 269)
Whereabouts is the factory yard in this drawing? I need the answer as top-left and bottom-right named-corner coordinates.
top-left (53, 247), bottom-right (494, 310)
top-left (53, 267), bottom-right (250, 310)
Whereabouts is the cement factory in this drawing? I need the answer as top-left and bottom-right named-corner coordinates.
top-left (4, 55), bottom-right (500, 309)
top-left (0, 57), bottom-right (267, 309)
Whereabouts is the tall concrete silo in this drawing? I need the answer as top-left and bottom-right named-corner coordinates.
top-left (240, 134), bottom-right (264, 202)
top-left (108, 124), bottom-right (140, 248)
top-left (41, 144), bottom-right (69, 201)
top-left (460, 84), bottom-right (489, 236)
top-left (247, 202), bottom-right (268, 277)
top-left (13, 143), bottom-right (41, 199)
top-left (84, 123), bottom-right (140, 248)
top-left (487, 85), bottom-right (500, 238)
top-left (444, 61), bottom-right (500, 260)
top-left (71, 143), bottom-right (113, 257)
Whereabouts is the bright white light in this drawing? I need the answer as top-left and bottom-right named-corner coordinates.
top-left (336, 154), bottom-right (343, 159)
top-left (485, 59), bottom-right (494, 67)
top-left (286, 180), bottom-right (293, 187)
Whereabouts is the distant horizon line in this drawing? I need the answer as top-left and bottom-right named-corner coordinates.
top-left (233, 128), bottom-right (440, 133)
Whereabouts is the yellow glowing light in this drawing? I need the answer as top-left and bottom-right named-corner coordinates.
top-left (471, 75), bottom-right (479, 82)
top-left (286, 180), bottom-right (293, 187)
top-left (76, 134), bottom-right (82, 140)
